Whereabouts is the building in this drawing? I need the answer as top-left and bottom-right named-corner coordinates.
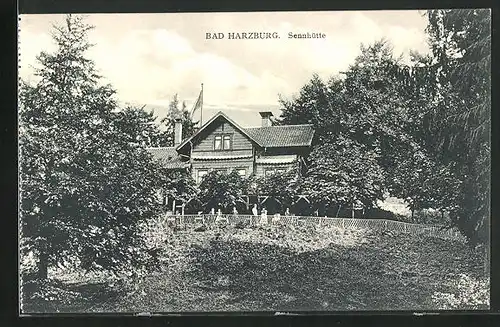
top-left (148, 111), bottom-right (315, 183)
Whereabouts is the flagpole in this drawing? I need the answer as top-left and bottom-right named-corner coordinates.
top-left (200, 83), bottom-right (204, 127)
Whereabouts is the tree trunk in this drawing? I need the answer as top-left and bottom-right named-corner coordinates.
top-left (335, 204), bottom-right (341, 218)
top-left (37, 251), bottom-right (48, 280)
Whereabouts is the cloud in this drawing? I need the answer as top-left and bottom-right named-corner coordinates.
top-left (18, 29), bottom-right (55, 82)
top-left (19, 11), bottom-right (430, 126)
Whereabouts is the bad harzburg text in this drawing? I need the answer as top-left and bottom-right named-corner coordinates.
top-left (205, 32), bottom-right (327, 40)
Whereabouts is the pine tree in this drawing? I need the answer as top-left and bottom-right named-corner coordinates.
top-left (160, 94), bottom-right (197, 146)
top-left (19, 15), bottom-right (162, 281)
top-left (425, 9), bottom-right (491, 245)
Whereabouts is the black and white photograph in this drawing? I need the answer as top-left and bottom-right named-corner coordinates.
top-left (18, 9), bottom-right (491, 313)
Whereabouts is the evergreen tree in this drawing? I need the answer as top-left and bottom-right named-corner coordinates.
top-left (19, 15), bottom-right (162, 280)
top-left (424, 9), bottom-right (491, 245)
top-left (160, 94), bottom-right (197, 146)
top-left (114, 105), bottom-right (170, 147)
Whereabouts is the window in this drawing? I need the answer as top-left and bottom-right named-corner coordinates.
top-left (214, 136), bottom-right (222, 150)
top-left (214, 134), bottom-right (232, 150)
top-left (265, 168), bottom-right (287, 176)
top-left (237, 168), bottom-right (246, 177)
top-left (223, 135), bottom-right (231, 150)
top-left (265, 169), bottom-right (275, 177)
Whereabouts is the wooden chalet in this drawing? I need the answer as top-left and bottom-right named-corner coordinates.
top-left (147, 111), bottom-right (315, 214)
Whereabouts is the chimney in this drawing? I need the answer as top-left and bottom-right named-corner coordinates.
top-left (174, 118), bottom-right (183, 146)
top-left (259, 111), bottom-right (274, 127)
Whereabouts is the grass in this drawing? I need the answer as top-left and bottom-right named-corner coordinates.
top-left (21, 223), bottom-right (489, 312)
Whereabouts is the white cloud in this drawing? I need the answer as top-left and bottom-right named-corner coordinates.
top-left (19, 11), bottom-right (430, 125)
top-left (18, 29), bottom-right (55, 82)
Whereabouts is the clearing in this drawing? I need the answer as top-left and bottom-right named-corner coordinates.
top-left (22, 222), bottom-right (488, 312)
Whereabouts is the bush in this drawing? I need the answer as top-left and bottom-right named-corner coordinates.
top-left (413, 209), bottom-right (450, 225)
top-left (431, 274), bottom-right (489, 309)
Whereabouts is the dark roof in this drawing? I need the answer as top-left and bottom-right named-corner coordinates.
top-left (177, 111), bottom-right (315, 150)
top-left (146, 147), bottom-right (189, 169)
top-left (176, 111), bottom-right (258, 151)
top-left (244, 124), bottom-right (315, 147)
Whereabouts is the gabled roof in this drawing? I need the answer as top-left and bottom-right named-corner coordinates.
top-left (176, 111), bottom-right (259, 151)
top-left (176, 111), bottom-right (315, 151)
top-left (146, 147), bottom-right (189, 169)
top-left (244, 124), bottom-right (314, 148)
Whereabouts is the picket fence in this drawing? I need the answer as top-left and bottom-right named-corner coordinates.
top-left (141, 213), bottom-right (466, 242)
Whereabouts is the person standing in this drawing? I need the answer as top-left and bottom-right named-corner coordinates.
top-left (252, 204), bottom-right (258, 216)
top-left (261, 207), bottom-right (268, 225)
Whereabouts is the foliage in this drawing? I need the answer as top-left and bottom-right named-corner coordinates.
top-left (277, 40), bottom-right (424, 212)
top-left (389, 147), bottom-right (462, 218)
top-left (197, 170), bottom-right (247, 212)
top-left (277, 28), bottom-right (490, 244)
top-left (252, 168), bottom-right (301, 209)
top-left (157, 168), bottom-right (197, 205)
top-left (160, 94), bottom-right (198, 146)
top-left (19, 15), bottom-right (161, 280)
top-left (113, 105), bottom-right (169, 147)
top-left (302, 136), bottom-right (385, 209)
top-left (432, 274), bottom-right (489, 309)
top-left (277, 74), bottom-right (345, 145)
top-left (423, 9), bottom-right (491, 245)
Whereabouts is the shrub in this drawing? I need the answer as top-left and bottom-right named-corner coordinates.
top-left (431, 274), bottom-right (490, 309)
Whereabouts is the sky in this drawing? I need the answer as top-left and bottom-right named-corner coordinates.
top-left (19, 11), bottom-right (430, 127)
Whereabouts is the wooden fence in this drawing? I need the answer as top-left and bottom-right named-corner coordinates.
top-left (142, 213), bottom-right (466, 242)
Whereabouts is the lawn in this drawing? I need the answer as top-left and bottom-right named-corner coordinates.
top-left (21, 222), bottom-right (489, 313)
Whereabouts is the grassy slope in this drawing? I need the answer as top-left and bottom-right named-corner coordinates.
top-left (23, 224), bottom-right (487, 312)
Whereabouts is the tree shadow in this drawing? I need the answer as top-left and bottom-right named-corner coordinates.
top-left (185, 237), bottom-right (441, 311)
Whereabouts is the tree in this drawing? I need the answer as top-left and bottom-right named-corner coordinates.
top-left (158, 168), bottom-right (197, 207)
top-left (19, 15), bottom-right (162, 280)
top-left (253, 169), bottom-right (301, 211)
top-left (302, 136), bottom-right (386, 212)
top-left (198, 170), bottom-right (246, 212)
top-left (160, 94), bottom-right (198, 146)
top-left (390, 147), bottom-right (461, 221)
top-left (277, 74), bottom-right (345, 145)
top-left (278, 41), bottom-right (418, 213)
top-left (424, 9), bottom-right (491, 245)
top-left (113, 105), bottom-right (169, 147)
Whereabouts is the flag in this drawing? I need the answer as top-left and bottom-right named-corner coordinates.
top-left (190, 87), bottom-right (203, 118)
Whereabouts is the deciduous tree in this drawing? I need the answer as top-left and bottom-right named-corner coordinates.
top-left (198, 170), bottom-right (247, 212)
top-left (302, 136), bottom-right (386, 211)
